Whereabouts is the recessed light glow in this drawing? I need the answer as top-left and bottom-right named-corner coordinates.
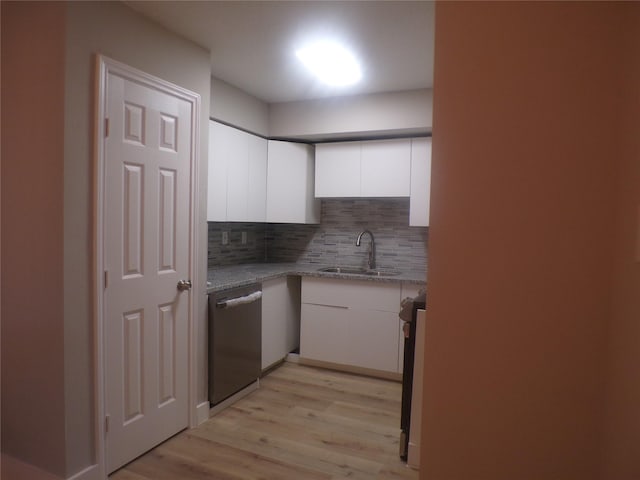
top-left (296, 42), bottom-right (361, 87)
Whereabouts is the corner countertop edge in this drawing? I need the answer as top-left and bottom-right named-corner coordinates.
top-left (206, 263), bottom-right (426, 294)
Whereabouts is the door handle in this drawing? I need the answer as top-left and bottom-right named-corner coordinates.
top-left (177, 280), bottom-right (192, 292)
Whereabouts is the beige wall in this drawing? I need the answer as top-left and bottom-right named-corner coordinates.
top-left (212, 81), bottom-right (432, 142)
top-left (1, 2), bottom-right (67, 476)
top-left (63, 2), bottom-right (210, 476)
top-left (210, 76), bottom-right (269, 136)
top-left (268, 89), bottom-right (432, 140)
top-left (2, 3), bottom-right (211, 476)
top-left (602, 5), bottom-right (640, 479)
top-left (422, 3), bottom-right (628, 479)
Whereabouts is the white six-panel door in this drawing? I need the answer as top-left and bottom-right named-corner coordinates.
top-left (104, 70), bottom-right (193, 473)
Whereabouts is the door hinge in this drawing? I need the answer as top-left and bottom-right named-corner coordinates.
top-left (105, 414), bottom-right (110, 433)
top-left (104, 270), bottom-right (109, 289)
top-left (104, 118), bottom-right (110, 137)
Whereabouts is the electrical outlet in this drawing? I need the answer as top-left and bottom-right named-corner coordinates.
top-left (221, 231), bottom-right (229, 245)
top-left (241, 232), bottom-right (247, 245)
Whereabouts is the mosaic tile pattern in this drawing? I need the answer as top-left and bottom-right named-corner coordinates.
top-left (207, 222), bottom-right (267, 267)
top-left (266, 199), bottom-right (427, 274)
top-left (208, 199), bottom-right (428, 274)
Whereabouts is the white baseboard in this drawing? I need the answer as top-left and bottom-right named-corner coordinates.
top-left (407, 442), bottom-right (421, 469)
top-left (196, 401), bottom-right (210, 425)
top-left (1, 453), bottom-right (63, 480)
top-left (285, 353), bottom-right (300, 363)
top-left (0, 454), bottom-right (102, 480)
top-left (297, 356), bottom-right (403, 382)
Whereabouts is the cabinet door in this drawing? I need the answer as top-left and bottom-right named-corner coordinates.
top-left (361, 139), bottom-right (411, 197)
top-left (262, 278), bottom-right (286, 369)
top-left (266, 140), bottom-right (320, 224)
top-left (301, 277), bottom-right (402, 373)
top-left (302, 276), bottom-right (399, 312)
top-left (348, 309), bottom-right (399, 372)
top-left (207, 121), bottom-right (229, 221)
top-left (409, 138), bottom-right (432, 226)
top-left (225, 127), bottom-right (250, 221)
top-left (247, 134), bottom-right (268, 222)
top-left (262, 277), bottom-right (300, 369)
top-left (315, 142), bottom-right (361, 197)
top-left (300, 304), bottom-right (350, 365)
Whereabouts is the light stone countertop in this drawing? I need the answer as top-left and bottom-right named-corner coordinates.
top-left (206, 262), bottom-right (426, 293)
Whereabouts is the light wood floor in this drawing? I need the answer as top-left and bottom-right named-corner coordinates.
top-left (110, 362), bottom-right (418, 480)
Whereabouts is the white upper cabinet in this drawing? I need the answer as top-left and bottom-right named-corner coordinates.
top-left (409, 137), bottom-right (432, 227)
top-left (207, 120), bottom-right (267, 222)
top-left (315, 138), bottom-right (411, 198)
top-left (247, 134), bottom-right (268, 222)
top-left (207, 121), bottom-right (231, 221)
top-left (361, 139), bottom-right (411, 197)
top-left (266, 140), bottom-right (320, 224)
top-left (315, 141), bottom-right (361, 197)
top-left (224, 125), bottom-right (250, 221)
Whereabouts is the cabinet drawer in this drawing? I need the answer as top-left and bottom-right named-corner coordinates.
top-left (302, 277), bottom-right (400, 312)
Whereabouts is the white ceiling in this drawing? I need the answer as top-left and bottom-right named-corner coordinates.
top-left (125, 1), bottom-right (435, 104)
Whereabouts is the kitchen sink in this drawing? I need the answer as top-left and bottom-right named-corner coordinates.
top-left (318, 266), bottom-right (368, 274)
top-left (364, 270), bottom-right (400, 277)
top-left (317, 266), bottom-right (400, 277)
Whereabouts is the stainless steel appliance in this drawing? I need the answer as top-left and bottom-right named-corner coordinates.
top-left (208, 283), bottom-right (262, 405)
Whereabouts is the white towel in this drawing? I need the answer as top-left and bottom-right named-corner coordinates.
top-left (219, 290), bottom-right (262, 309)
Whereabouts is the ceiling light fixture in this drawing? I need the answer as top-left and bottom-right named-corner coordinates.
top-left (296, 42), bottom-right (362, 87)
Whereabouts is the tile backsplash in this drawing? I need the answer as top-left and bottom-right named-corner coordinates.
top-left (208, 199), bottom-right (427, 274)
top-left (207, 222), bottom-right (266, 266)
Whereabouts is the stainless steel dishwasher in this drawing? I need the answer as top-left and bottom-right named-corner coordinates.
top-left (208, 283), bottom-right (262, 405)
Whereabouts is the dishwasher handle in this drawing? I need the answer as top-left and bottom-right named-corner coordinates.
top-left (216, 290), bottom-right (262, 309)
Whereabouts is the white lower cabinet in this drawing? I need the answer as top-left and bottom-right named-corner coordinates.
top-left (299, 303), bottom-right (351, 366)
top-left (261, 277), bottom-right (301, 370)
top-left (349, 308), bottom-right (401, 372)
top-left (300, 277), bottom-right (402, 374)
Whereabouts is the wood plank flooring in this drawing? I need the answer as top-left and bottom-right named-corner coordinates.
top-left (110, 363), bottom-right (418, 480)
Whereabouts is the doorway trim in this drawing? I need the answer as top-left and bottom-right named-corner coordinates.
top-left (92, 54), bottom-right (201, 479)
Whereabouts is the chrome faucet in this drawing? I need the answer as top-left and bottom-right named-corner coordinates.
top-left (356, 230), bottom-right (376, 270)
